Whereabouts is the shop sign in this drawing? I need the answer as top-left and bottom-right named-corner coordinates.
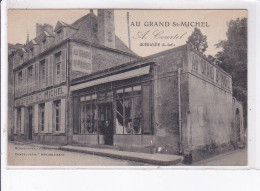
top-left (15, 86), bottom-right (67, 107)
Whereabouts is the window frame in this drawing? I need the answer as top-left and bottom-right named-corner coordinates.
top-left (53, 100), bottom-right (61, 132)
top-left (39, 59), bottom-right (46, 88)
top-left (39, 103), bottom-right (45, 132)
top-left (55, 52), bottom-right (62, 83)
top-left (115, 85), bottom-right (142, 135)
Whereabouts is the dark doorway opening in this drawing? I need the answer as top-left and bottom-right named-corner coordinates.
top-left (235, 108), bottom-right (241, 143)
top-left (28, 107), bottom-right (33, 140)
top-left (98, 103), bottom-right (113, 145)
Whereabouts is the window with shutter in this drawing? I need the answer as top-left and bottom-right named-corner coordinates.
top-left (14, 109), bottom-right (17, 134)
top-left (45, 58), bottom-right (49, 87)
top-left (35, 62), bottom-right (39, 90)
top-left (60, 99), bottom-right (66, 133)
top-left (39, 60), bottom-right (46, 89)
top-left (49, 55), bottom-right (53, 86)
top-left (61, 50), bottom-right (66, 82)
top-left (34, 104), bottom-right (39, 133)
top-left (21, 107), bottom-right (25, 134)
top-left (32, 64), bottom-right (35, 92)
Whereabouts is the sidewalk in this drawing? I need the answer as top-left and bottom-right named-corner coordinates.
top-left (11, 141), bottom-right (183, 166)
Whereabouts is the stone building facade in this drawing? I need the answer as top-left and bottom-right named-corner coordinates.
top-left (9, 10), bottom-right (245, 162)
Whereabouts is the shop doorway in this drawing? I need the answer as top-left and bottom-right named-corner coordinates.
top-left (98, 103), bottom-right (113, 145)
top-left (28, 107), bottom-right (33, 140)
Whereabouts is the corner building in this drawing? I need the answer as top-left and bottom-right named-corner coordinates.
top-left (11, 10), bottom-right (245, 161)
top-left (12, 10), bottom-right (138, 145)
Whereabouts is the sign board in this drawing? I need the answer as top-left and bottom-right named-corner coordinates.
top-left (15, 86), bottom-right (67, 107)
top-left (71, 46), bottom-right (92, 73)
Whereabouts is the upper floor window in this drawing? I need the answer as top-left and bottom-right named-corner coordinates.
top-left (17, 71), bottom-right (23, 95)
top-left (39, 60), bottom-right (46, 88)
top-left (55, 52), bottom-right (61, 83)
top-left (27, 66), bottom-right (33, 91)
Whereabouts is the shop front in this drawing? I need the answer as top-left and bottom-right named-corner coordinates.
top-left (70, 63), bottom-right (155, 148)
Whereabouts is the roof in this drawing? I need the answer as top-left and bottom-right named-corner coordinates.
top-left (70, 12), bottom-right (138, 56)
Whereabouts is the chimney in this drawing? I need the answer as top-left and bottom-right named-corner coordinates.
top-left (36, 23), bottom-right (44, 37)
top-left (97, 9), bottom-right (115, 49)
top-left (43, 23), bottom-right (54, 35)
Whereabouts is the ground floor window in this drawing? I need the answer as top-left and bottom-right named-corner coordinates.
top-left (115, 85), bottom-right (142, 134)
top-left (39, 103), bottom-right (45, 132)
top-left (54, 100), bottom-right (61, 132)
top-left (17, 108), bottom-right (22, 133)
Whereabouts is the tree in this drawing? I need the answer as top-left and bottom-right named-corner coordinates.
top-left (187, 27), bottom-right (208, 53)
top-left (215, 18), bottom-right (247, 129)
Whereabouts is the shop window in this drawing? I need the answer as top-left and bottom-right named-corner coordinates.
top-left (39, 103), bottom-right (45, 132)
top-left (115, 85), bottom-right (142, 134)
top-left (80, 102), bottom-right (97, 134)
top-left (80, 94), bottom-right (98, 134)
top-left (54, 100), bottom-right (61, 132)
top-left (55, 52), bottom-right (61, 83)
top-left (39, 60), bottom-right (46, 88)
top-left (17, 108), bottom-right (22, 133)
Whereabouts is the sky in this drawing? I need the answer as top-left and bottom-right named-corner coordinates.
top-left (8, 9), bottom-right (247, 57)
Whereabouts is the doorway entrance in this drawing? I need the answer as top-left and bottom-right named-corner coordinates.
top-left (28, 107), bottom-right (33, 140)
top-left (98, 103), bottom-right (113, 145)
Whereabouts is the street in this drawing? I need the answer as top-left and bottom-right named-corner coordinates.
top-left (8, 142), bottom-right (247, 166)
top-left (8, 142), bottom-right (149, 166)
top-left (192, 148), bottom-right (247, 166)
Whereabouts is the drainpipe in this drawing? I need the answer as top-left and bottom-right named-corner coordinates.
top-left (178, 68), bottom-right (182, 154)
top-left (65, 40), bottom-right (70, 145)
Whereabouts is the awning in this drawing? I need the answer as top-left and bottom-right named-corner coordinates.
top-left (71, 65), bottom-right (150, 91)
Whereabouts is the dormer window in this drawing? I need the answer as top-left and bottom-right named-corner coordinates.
top-left (20, 54), bottom-right (23, 65)
top-left (56, 29), bottom-right (63, 43)
top-left (42, 39), bottom-right (47, 51)
top-left (30, 47), bottom-right (34, 57)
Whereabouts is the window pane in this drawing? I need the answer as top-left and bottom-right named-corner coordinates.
top-left (116, 99), bottom-right (124, 134)
top-left (133, 96), bottom-right (142, 134)
top-left (124, 98), bottom-right (133, 134)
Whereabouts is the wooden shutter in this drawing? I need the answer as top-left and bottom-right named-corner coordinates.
top-left (44, 103), bottom-right (49, 133)
top-left (14, 108), bottom-right (17, 134)
top-left (35, 62), bottom-right (39, 91)
top-left (53, 56), bottom-right (57, 85)
top-left (143, 85), bottom-right (151, 133)
top-left (15, 73), bottom-right (18, 96)
top-left (47, 101), bottom-right (53, 134)
top-left (49, 55), bottom-right (53, 86)
top-left (61, 49), bottom-right (66, 82)
top-left (22, 69), bottom-right (26, 95)
top-left (73, 97), bottom-right (79, 134)
top-left (32, 64), bottom-right (35, 92)
top-left (21, 107), bottom-right (25, 134)
top-left (60, 99), bottom-right (66, 133)
top-left (34, 104), bottom-right (39, 133)
top-left (45, 58), bottom-right (49, 87)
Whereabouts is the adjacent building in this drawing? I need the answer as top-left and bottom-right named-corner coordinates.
top-left (9, 9), bottom-right (245, 162)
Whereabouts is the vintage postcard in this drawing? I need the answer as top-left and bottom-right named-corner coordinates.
top-left (7, 9), bottom-right (247, 166)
